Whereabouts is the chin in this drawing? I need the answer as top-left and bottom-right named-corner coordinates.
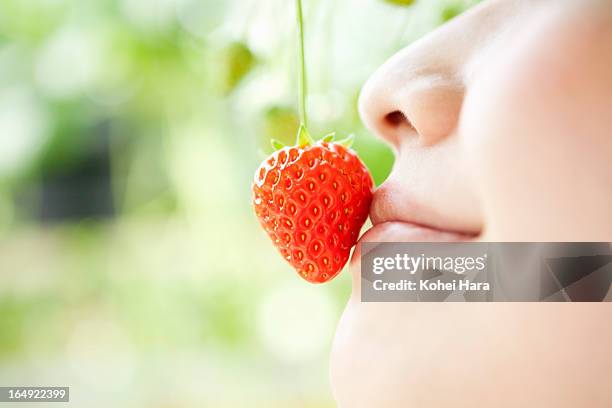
top-left (330, 254), bottom-right (612, 408)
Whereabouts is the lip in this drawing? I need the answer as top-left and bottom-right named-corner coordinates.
top-left (352, 221), bottom-right (477, 262)
top-left (351, 184), bottom-right (481, 262)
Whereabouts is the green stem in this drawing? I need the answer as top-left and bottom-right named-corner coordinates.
top-left (296, 0), bottom-right (308, 129)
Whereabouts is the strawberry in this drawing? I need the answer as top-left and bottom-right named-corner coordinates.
top-left (253, 126), bottom-right (373, 283)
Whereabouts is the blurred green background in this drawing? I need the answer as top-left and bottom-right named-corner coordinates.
top-left (0, 0), bottom-right (477, 406)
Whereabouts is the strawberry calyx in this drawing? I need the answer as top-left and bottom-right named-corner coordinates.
top-left (270, 124), bottom-right (355, 151)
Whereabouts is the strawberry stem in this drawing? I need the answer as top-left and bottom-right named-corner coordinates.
top-left (296, 0), bottom-right (308, 129)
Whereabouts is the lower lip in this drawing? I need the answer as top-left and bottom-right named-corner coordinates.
top-left (352, 221), bottom-right (476, 261)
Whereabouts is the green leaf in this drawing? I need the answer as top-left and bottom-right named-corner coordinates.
top-left (221, 41), bottom-right (257, 95)
top-left (271, 139), bottom-right (286, 150)
top-left (382, 0), bottom-right (415, 6)
top-left (321, 132), bottom-right (336, 142)
top-left (335, 134), bottom-right (355, 148)
top-left (441, 4), bottom-right (463, 22)
top-left (295, 124), bottom-right (315, 147)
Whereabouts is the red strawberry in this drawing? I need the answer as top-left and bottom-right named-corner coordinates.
top-left (253, 126), bottom-right (373, 283)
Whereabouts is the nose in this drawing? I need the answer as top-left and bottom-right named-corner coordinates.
top-left (359, 6), bottom-right (486, 148)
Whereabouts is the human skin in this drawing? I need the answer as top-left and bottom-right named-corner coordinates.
top-left (330, 0), bottom-right (612, 406)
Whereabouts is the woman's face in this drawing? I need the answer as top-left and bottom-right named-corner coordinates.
top-left (359, 0), bottom-right (612, 243)
top-left (331, 0), bottom-right (612, 406)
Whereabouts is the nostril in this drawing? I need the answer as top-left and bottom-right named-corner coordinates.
top-left (384, 110), bottom-right (413, 129)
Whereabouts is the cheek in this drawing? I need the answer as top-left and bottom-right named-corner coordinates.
top-left (459, 58), bottom-right (548, 239)
top-left (459, 22), bottom-right (612, 240)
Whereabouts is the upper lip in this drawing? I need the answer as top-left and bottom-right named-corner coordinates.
top-left (368, 183), bottom-right (480, 236)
